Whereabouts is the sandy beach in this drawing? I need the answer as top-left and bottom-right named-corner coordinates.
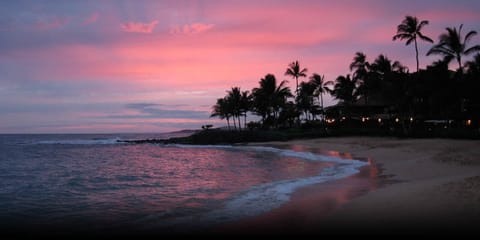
top-left (217, 137), bottom-right (480, 235)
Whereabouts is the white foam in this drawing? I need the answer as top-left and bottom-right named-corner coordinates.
top-left (36, 137), bottom-right (124, 145)
top-left (153, 144), bottom-right (368, 229)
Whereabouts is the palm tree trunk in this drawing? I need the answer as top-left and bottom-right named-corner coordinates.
top-left (232, 116), bottom-right (237, 130)
top-left (238, 115), bottom-right (242, 131)
top-left (458, 56), bottom-right (462, 72)
top-left (320, 92), bottom-right (324, 121)
top-left (415, 37), bottom-right (419, 72)
top-left (244, 114), bottom-right (247, 129)
top-left (226, 117), bottom-right (230, 130)
top-left (295, 76), bottom-right (299, 96)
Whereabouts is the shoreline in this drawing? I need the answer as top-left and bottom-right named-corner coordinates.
top-left (215, 137), bottom-right (480, 235)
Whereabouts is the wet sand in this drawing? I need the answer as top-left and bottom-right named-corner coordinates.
top-left (215, 137), bottom-right (480, 235)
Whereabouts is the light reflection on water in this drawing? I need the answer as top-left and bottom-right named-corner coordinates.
top-left (0, 136), bottom-right (334, 233)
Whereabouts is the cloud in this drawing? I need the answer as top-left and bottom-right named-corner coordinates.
top-left (170, 22), bottom-right (214, 34)
top-left (121, 20), bottom-right (159, 33)
top-left (84, 13), bottom-right (99, 24)
top-left (125, 103), bottom-right (160, 109)
top-left (109, 103), bottom-right (209, 119)
top-left (34, 17), bottom-right (69, 30)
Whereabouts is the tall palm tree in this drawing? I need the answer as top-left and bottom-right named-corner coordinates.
top-left (308, 73), bottom-right (331, 115)
top-left (393, 16), bottom-right (433, 72)
top-left (210, 97), bottom-right (231, 130)
top-left (285, 60), bottom-right (308, 96)
top-left (252, 74), bottom-right (292, 127)
top-left (349, 52), bottom-right (370, 104)
top-left (296, 81), bottom-right (316, 121)
top-left (331, 74), bottom-right (357, 104)
top-left (239, 90), bottom-right (251, 129)
top-left (427, 24), bottom-right (480, 71)
top-left (227, 87), bottom-right (242, 130)
top-left (350, 52), bottom-right (369, 79)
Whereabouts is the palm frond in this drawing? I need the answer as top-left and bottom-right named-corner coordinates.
top-left (405, 37), bottom-right (415, 45)
top-left (417, 32), bottom-right (434, 43)
top-left (464, 45), bottom-right (480, 55)
top-left (464, 30), bottom-right (478, 44)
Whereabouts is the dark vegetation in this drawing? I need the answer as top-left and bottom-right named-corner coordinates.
top-left (126, 16), bottom-right (480, 145)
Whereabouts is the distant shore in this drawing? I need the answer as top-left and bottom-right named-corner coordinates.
top-left (215, 137), bottom-right (480, 235)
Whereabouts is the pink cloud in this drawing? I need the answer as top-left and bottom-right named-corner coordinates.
top-left (121, 20), bottom-right (159, 33)
top-left (170, 22), bottom-right (214, 34)
top-left (84, 13), bottom-right (99, 24)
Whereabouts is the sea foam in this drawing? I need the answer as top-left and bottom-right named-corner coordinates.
top-left (151, 144), bottom-right (368, 230)
top-left (36, 137), bottom-right (124, 145)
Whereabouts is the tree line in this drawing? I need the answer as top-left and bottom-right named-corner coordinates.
top-left (211, 16), bottom-right (480, 131)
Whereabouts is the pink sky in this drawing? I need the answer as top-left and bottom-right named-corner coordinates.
top-left (1, 0), bottom-right (480, 133)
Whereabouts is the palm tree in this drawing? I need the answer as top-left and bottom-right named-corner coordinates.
top-left (285, 60), bottom-right (308, 96)
top-left (296, 81), bottom-right (316, 121)
top-left (349, 52), bottom-right (370, 104)
top-left (210, 97), bottom-right (231, 130)
top-left (427, 24), bottom-right (480, 71)
top-left (308, 73), bottom-right (331, 116)
top-left (239, 90), bottom-right (251, 129)
top-left (227, 87), bottom-right (242, 130)
top-left (393, 16), bottom-right (433, 72)
top-left (466, 53), bottom-right (480, 75)
top-left (331, 74), bottom-right (357, 104)
top-left (350, 52), bottom-right (369, 79)
top-left (252, 74), bottom-right (292, 127)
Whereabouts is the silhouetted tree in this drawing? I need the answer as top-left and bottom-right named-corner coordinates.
top-left (393, 16), bottom-right (433, 72)
top-left (427, 24), bottom-right (480, 71)
top-left (296, 81), bottom-right (317, 121)
top-left (331, 74), bottom-right (357, 104)
top-left (349, 52), bottom-right (370, 104)
top-left (240, 90), bottom-right (251, 129)
top-left (252, 74), bottom-right (292, 128)
top-left (278, 101), bottom-right (299, 128)
top-left (309, 73), bottom-right (332, 116)
top-left (466, 53), bottom-right (480, 75)
top-left (285, 60), bottom-right (308, 96)
top-left (369, 54), bottom-right (407, 104)
top-left (211, 97), bottom-right (231, 130)
top-left (226, 87), bottom-right (242, 130)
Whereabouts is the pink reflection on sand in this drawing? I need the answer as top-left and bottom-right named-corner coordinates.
top-left (217, 144), bottom-right (383, 234)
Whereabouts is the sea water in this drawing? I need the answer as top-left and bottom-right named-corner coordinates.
top-left (0, 133), bottom-right (368, 234)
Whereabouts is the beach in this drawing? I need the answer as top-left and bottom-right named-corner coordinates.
top-left (218, 137), bottom-right (480, 235)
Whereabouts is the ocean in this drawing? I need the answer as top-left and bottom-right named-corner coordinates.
top-left (0, 133), bottom-right (369, 234)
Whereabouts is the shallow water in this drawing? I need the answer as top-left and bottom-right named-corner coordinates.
top-left (0, 133), bottom-right (368, 234)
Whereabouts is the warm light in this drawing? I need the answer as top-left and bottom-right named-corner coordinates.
top-left (378, 118), bottom-right (382, 123)
top-left (410, 117), bottom-right (414, 122)
top-left (362, 117), bottom-right (366, 122)
top-left (341, 116), bottom-right (346, 121)
top-left (466, 119), bottom-right (472, 126)
top-left (395, 118), bottom-right (399, 123)
top-left (326, 118), bottom-right (336, 124)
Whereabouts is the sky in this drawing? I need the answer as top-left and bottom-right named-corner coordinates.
top-left (1, 0), bottom-right (480, 133)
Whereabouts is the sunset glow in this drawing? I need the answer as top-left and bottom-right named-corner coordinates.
top-left (1, 0), bottom-right (480, 133)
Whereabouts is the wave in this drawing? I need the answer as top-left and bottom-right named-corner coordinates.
top-left (144, 144), bottom-right (368, 230)
top-left (36, 137), bottom-right (124, 145)
top-left (170, 144), bottom-right (363, 164)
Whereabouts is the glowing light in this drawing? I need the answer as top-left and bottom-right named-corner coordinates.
top-left (395, 118), bottom-right (399, 123)
top-left (466, 119), bottom-right (472, 126)
top-left (326, 118), bottom-right (336, 124)
top-left (362, 117), bottom-right (366, 122)
top-left (341, 116), bottom-right (346, 121)
top-left (410, 117), bottom-right (414, 122)
top-left (378, 118), bottom-right (382, 123)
